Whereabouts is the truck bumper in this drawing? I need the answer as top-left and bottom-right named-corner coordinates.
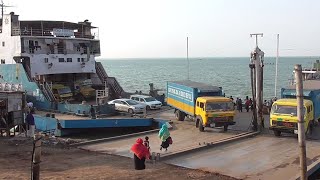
top-left (208, 121), bottom-right (236, 127)
top-left (269, 126), bottom-right (297, 134)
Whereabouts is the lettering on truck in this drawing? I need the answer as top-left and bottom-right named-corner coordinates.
top-left (168, 86), bottom-right (193, 102)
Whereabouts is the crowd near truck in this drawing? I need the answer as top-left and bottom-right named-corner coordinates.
top-left (269, 80), bottom-right (320, 136)
top-left (166, 80), bottom-right (236, 132)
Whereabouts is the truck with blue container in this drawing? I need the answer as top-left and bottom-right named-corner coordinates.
top-left (166, 80), bottom-right (236, 132)
top-left (269, 80), bottom-right (320, 136)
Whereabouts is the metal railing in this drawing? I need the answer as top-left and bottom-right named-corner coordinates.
top-left (95, 62), bottom-right (124, 98)
top-left (12, 28), bottom-right (99, 39)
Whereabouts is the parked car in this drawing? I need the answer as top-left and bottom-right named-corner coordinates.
top-left (107, 99), bottom-right (146, 114)
top-left (130, 94), bottom-right (162, 110)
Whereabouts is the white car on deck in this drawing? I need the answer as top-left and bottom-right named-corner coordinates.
top-left (130, 95), bottom-right (162, 110)
top-left (107, 99), bottom-right (146, 114)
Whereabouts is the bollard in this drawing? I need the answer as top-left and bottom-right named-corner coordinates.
top-left (152, 152), bottom-right (156, 164)
top-left (156, 153), bottom-right (160, 161)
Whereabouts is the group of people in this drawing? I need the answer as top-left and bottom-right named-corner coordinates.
top-left (229, 96), bottom-right (278, 113)
top-left (229, 96), bottom-right (253, 112)
top-left (130, 124), bottom-right (172, 170)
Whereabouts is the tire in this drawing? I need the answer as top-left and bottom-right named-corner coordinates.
top-left (223, 125), bottom-right (228, 132)
top-left (128, 109), bottom-right (134, 114)
top-left (146, 106), bottom-right (151, 110)
top-left (199, 120), bottom-right (204, 132)
top-left (274, 130), bottom-right (281, 137)
top-left (175, 110), bottom-right (185, 121)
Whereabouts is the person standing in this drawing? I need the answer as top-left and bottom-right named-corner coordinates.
top-left (26, 109), bottom-right (35, 138)
top-left (130, 138), bottom-right (150, 170)
top-left (245, 99), bottom-right (250, 112)
top-left (90, 105), bottom-right (96, 119)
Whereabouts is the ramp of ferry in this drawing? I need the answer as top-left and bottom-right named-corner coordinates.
top-left (74, 110), bottom-right (320, 180)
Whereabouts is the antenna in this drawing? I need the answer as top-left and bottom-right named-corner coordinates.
top-left (250, 33), bottom-right (263, 47)
top-left (1, 0), bottom-right (14, 21)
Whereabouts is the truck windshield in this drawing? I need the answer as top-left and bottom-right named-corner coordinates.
top-left (271, 105), bottom-right (305, 116)
top-left (206, 102), bottom-right (234, 111)
top-left (58, 88), bottom-right (72, 95)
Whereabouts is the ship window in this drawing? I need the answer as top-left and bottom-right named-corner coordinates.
top-left (1, 59), bottom-right (5, 64)
top-left (44, 58), bottom-right (49, 63)
top-left (81, 58), bottom-right (85, 62)
top-left (77, 58), bottom-right (80, 62)
top-left (67, 58), bottom-right (72, 62)
top-left (58, 58), bottom-right (64, 62)
top-left (2, 42), bottom-right (4, 47)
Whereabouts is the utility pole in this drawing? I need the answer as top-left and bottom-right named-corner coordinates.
top-left (32, 133), bottom-right (42, 180)
top-left (187, 37), bottom-right (189, 80)
top-left (250, 33), bottom-right (265, 131)
top-left (275, 34), bottom-right (279, 97)
top-left (295, 64), bottom-right (307, 180)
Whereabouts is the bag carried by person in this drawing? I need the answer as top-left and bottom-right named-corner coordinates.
top-left (167, 136), bottom-right (173, 144)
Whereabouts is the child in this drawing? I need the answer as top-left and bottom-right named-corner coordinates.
top-left (144, 136), bottom-right (150, 151)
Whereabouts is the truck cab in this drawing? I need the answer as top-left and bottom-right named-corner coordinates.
top-left (269, 98), bottom-right (313, 136)
top-left (195, 97), bottom-right (236, 132)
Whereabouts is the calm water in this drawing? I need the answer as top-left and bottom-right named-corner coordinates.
top-left (98, 57), bottom-right (319, 100)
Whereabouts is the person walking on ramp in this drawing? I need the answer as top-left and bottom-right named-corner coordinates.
top-left (159, 124), bottom-right (172, 151)
top-left (130, 138), bottom-right (150, 170)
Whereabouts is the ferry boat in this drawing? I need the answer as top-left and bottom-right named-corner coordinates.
top-left (0, 11), bottom-right (125, 115)
top-left (289, 60), bottom-right (320, 85)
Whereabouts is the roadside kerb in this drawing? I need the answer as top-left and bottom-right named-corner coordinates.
top-left (70, 129), bottom-right (159, 147)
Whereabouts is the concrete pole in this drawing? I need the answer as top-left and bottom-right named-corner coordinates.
top-left (32, 133), bottom-right (42, 180)
top-left (254, 47), bottom-right (263, 130)
top-left (294, 64), bottom-right (307, 180)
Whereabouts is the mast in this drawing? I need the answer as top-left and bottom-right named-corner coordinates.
top-left (274, 34), bottom-right (279, 97)
top-left (187, 36), bottom-right (189, 80)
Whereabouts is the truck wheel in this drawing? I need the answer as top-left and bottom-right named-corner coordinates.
top-left (128, 109), bottom-right (134, 114)
top-left (175, 110), bottom-right (185, 121)
top-left (274, 130), bottom-right (281, 137)
top-left (223, 125), bottom-right (228, 132)
top-left (199, 120), bottom-right (204, 132)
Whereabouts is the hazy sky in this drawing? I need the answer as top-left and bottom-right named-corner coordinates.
top-left (6, 0), bottom-right (320, 58)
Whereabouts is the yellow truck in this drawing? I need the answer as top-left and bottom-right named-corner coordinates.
top-left (269, 81), bottom-right (320, 136)
top-left (167, 81), bottom-right (236, 132)
top-left (52, 84), bottom-right (73, 101)
top-left (74, 79), bottom-right (96, 100)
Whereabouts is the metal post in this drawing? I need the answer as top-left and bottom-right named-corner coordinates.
top-left (250, 63), bottom-right (258, 131)
top-left (295, 64), bottom-right (307, 180)
top-left (250, 33), bottom-right (264, 130)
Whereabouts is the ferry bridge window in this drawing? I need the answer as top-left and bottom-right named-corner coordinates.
top-left (44, 58), bottom-right (48, 63)
top-left (2, 41), bottom-right (4, 47)
top-left (67, 58), bottom-right (72, 62)
top-left (77, 58), bottom-right (81, 62)
top-left (58, 58), bottom-right (64, 62)
top-left (1, 59), bottom-right (5, 64)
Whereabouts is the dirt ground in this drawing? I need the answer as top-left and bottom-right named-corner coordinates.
top-left (0, 137), bottom-right (238, 180)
